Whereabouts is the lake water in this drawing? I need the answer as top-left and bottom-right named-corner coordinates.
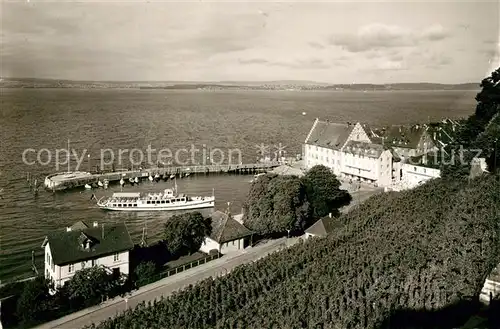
top-left (0, 88), bottom-right (478, 281)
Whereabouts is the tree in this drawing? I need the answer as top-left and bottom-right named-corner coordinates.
top-left (16, 276), bottom-right (52, 325)
top-left (163, 212), bottom-right (212, 256)
top-left (443, 67), bottom-right (500, 177)
top-left (243, 174), bottom-right (311, 235)
top-left (301, 165), bottom-right (352, 219)
top-left (63, 266), bottom-right (123, 307)
top-left (134, 261), bottom-right (157, 283)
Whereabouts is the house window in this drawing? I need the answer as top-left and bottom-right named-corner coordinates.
top-left (81, 261), bottom-right (86, 269)
top-left (68, 263), bottom-right (74, 273)
top-left (414, 167), bottom-right (417, 172)
top-left (113, 253), bottom-right (120, 262)
top-left (91, 259), bottom-right (97, 266)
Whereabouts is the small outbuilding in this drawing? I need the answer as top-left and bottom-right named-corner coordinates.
top-left (304, 214), bottom-right (342, 239)
top-left (200, 210), bottom-right (253, 254)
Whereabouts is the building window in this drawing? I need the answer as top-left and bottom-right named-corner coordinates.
top-left (414, 167), bottom-right (417, 172)
top-left (91, 259), bottom-right (97, 267)
top-left (68, 263), bottom-right (74, 273)
top-left (81, 261), bottom-right (86, 269)
top-left (113, 253), bottom-right (120, 262)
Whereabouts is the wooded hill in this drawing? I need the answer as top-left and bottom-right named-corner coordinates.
top-left (85, 173), bottom-right (500, 329)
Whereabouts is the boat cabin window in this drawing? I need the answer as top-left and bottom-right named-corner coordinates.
top-left (147, 201), bottom-right (151, 204)
top-left (133, 204), bottom-right (137, 207)
top-left (161, 200), bottom-right (165, 204)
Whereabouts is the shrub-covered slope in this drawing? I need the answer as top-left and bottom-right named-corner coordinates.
top-left (87, 175), bottom-right (500, 329)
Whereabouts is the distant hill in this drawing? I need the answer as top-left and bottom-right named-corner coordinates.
top-left (0, 78), bottom-right (480, 90)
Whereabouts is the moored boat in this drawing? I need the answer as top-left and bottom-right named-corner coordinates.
top-left (96, 187), bottom-right (215, 211)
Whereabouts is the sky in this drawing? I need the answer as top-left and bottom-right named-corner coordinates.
top-left (1, 0), bottom-right (499, 83)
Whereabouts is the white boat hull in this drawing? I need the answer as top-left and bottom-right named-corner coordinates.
top-left (99, 200), bottom-right (215, 211)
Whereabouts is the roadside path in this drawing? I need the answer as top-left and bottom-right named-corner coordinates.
top-left (35, 237), bottom-right (299, 329)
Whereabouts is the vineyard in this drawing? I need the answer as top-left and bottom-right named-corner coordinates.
top-left (85, 174), bottom-right (500, 329)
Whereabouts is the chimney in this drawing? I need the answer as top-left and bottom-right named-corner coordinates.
top-left (328, 213), bottom-right (332, 218)
top-left (66, 227), bottom-right (72, 232)
top-left (93, 221), bottom-right (98, 227)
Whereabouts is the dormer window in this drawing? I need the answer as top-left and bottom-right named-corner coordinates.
top-left (78, 232), bottom-right (92, 250)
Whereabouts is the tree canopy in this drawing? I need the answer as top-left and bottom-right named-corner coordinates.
top-left (302, 165), bottom-right (352, 218)
top-left (62, 265), bottom-right (125, 307)
top-left (15, 276), bottom-right (52, 325)
top-left (163, 212), bottom-right (212, 256)
top-left (242, 174), bottom-right (311, 235)
top-left (443, 67), bottom-right (500, 178)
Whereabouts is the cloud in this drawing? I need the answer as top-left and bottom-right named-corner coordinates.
top-left (237, 57), bottom-right (330, 69)
top-left (238, 58), bottom-right (269, 64)
top-left (419, 24), bottom-right (449, 41)
top-left (328, 23), bottom-right (451, 53)
top-left (308, 42), bottom-right (325, 49)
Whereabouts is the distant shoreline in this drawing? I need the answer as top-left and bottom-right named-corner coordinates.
top-left (0, 79), bottom-right (480, 91)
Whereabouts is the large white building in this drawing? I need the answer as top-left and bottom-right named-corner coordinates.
top-left (304, 119), bottom-right (395, 186)
top-left (42, 221), bottom-right (134, 290)
top-left (304, 118), bottom-right (461, 189)
top-left (200, 210), bottom-right (253, 254)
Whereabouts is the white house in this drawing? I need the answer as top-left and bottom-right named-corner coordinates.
top-left (200, 211), bottom-right (253, 254)
top-left (41, 221), bottom-right (134, 290)
top-left (401, 163), bottom-right (441, 189)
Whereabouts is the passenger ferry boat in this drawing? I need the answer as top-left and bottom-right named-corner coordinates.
top-left (96, 187), bottom-right (215, 211)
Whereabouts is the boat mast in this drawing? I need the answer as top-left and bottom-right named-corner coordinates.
top-left (174, 177), bottom-right (178, 194)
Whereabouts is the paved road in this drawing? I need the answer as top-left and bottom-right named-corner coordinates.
top-left (36, 237), bottom-right (298, 329)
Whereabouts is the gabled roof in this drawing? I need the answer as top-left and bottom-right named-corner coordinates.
top-left (343, 141), bottom-right (387, 159)
top-left (426, 120), bottom-right (460, 147)
top-left (305, 120), bottom-right (355, 150)
top-left (305, 216), bottom-right (342, 237)
top-left (43, 222), bottom-right (134, 265)
top-left (70, 221), bottom-right (89, 230)
top-left (209, 211), bottom-right (253, 244)
top-left (382, 125), bottom-right (427, 149)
